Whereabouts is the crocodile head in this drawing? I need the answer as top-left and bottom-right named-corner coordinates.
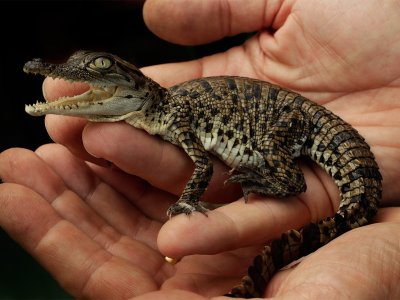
top-left (24, 51), bottom-right (162, 121)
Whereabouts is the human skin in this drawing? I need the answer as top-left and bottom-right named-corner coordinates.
top-left (1, 0), bottom-right (400, 299)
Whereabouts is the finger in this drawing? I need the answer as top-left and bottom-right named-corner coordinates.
top-left (0, 183), bottom-right (159, 298)
top-left (36, 143), bottom-right (176, 223)
top-left (42, 78), bottom-right (107, 165)
top-left (131, 289), bottom-right (236, 300)
top-left (158, 162), bottom-right (337, 258)
top-left (143, 0), bottom-right (286, 45)
top-left (158, 197), bottom-right (308, 259)
top-left (0, 147), bottom-right (65, 200)
top-left (374, 207), bottom-right (400, 224)
top-left (42, 77), bottom-right (89, 101)
top-left (45, 115), bottom-right (109, 165)
top-left (34, 144), bottom-right (167, 244)
top-left (132, 290), bottom-right (207, 300)
top-left (87, 162), bottom-right (176, 222)
top-left (140, 46), bottom-right (258, 87)
top-left (0, 147), bottom-right (161, 251)
top-left (82, 122), bottom-right (243, 203)
top-left (141, 60), bottom-right (204, 87)
top-left (164, 244), bottom-right (264, 296)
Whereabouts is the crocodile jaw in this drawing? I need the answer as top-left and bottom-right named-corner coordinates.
top-left (25, 85), bottom-right (116, 117)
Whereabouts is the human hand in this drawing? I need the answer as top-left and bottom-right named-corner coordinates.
top-left (0, 147), bottom-right (399, 299)
top-left (1, 0), bottom-right (400, 298)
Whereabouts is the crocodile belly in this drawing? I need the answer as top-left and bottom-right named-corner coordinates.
top-left (197, 128), bottom-right (263, 170)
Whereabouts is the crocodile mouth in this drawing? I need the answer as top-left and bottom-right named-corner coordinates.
top-left (23, 57), bottom-right (118, 116)
top-left (25, 83), bottom-right (117, 116)
top-left (24, 54), bottom-right (147, 119)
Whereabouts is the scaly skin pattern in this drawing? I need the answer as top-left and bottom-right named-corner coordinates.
top-left (24, 51), bottom-right (382, 298)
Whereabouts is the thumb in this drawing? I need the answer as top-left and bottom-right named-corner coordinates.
top-left (143, 0), bottom-right (287, 45)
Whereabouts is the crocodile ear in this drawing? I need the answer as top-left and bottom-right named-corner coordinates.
top-left (116, 59), bottom-right (142, 75)
top-left (116, 62), bottom-right (147, 89)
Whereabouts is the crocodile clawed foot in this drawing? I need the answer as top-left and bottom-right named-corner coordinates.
top-left (167, 202), bottom-right (209, 218)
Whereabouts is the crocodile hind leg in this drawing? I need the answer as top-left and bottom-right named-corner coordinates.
top-left (226, 156), bottom-right (306, 200)
top-left (227, 108), bottom-right (309, 199)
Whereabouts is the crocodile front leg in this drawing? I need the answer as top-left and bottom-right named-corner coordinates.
top-left (166, 120), bottom-right (213, 218)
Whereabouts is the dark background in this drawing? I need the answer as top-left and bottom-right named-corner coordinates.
top-left (0, 1), bottom-right (246, 298)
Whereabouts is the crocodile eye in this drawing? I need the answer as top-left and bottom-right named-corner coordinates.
top-left (90, 57), bottom-right (112, 69)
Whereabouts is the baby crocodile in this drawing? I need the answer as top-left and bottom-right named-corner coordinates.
top-left (24, 51), bottom-right (382, 298)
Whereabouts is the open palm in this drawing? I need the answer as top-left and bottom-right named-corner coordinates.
top-left (1, 0), bottom-right (400, 299)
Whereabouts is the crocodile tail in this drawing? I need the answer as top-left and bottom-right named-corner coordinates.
top-left (227, 99), bottom-right (382, 298)
top-left (226, 206), bottom-right (379, 298)
top-left (226, 222), bottom-right (320, 298)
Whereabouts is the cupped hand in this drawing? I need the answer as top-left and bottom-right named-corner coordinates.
top-left (1, 0), bottom-right (400, 298)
